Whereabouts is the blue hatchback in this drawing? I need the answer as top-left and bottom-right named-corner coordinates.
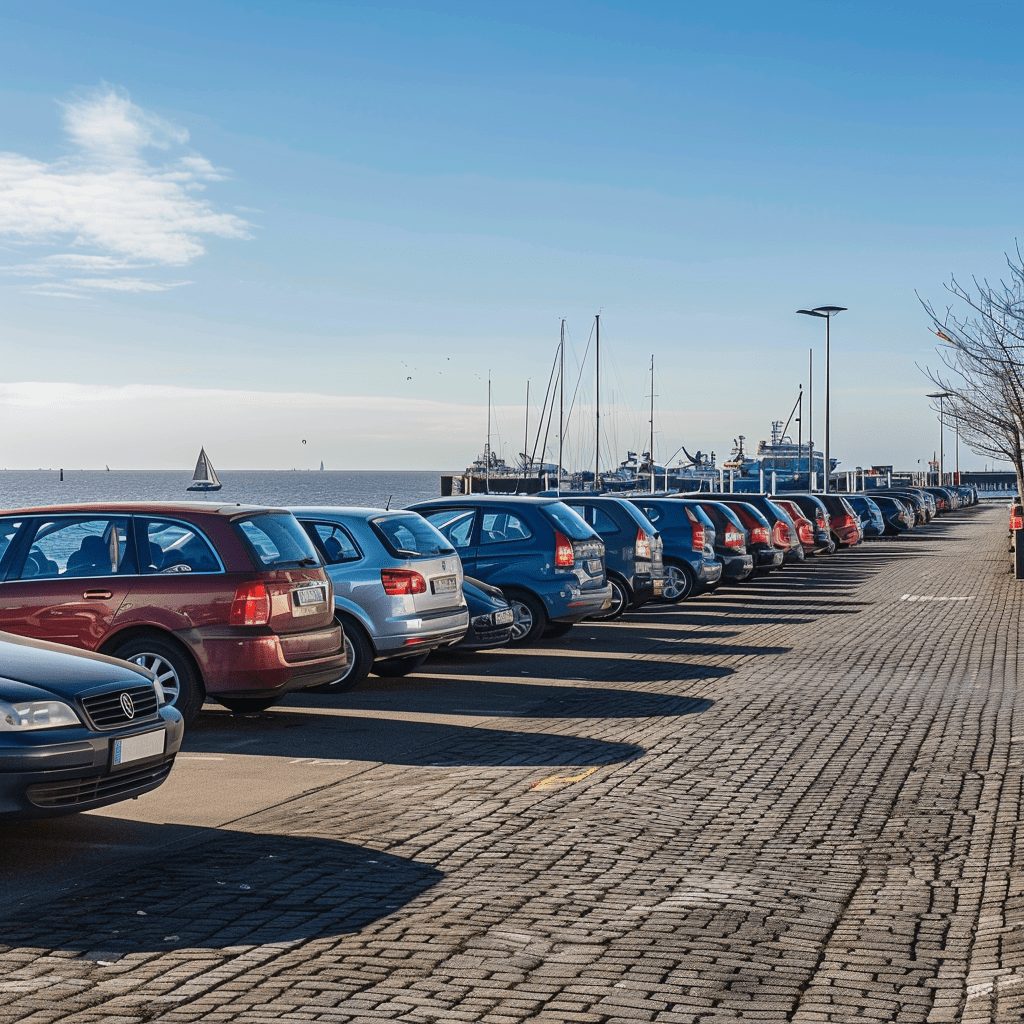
top-left (408, 496), bottom-right (612, 644)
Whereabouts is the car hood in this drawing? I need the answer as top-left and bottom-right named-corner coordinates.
top-left (0, 632), bottom-right (150, 699)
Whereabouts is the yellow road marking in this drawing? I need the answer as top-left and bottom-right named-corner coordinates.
top-left (530, 766), bottom-right (601, 791)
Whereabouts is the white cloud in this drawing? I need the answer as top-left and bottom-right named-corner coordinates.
top-left (0, 87), bottom-right (251, 295)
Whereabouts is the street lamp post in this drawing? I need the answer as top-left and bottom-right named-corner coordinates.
top-left (927, 392), bottom-right (951, 486)
top-left (797, 306), bottom-right (847, 493)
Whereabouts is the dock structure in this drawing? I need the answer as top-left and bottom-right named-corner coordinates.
top-left (3, 504), bottom-right (1024, 1021)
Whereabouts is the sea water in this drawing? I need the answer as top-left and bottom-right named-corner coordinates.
top-left (0, 470), bottom-right (447, 512)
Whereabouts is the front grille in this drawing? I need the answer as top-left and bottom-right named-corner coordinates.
top-left (80, 685), bottom-right (159, 729)
top-left (26, 759), bottom-right (174, 808)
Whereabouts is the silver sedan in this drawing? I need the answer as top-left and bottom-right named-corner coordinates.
top-left (290, 507), bottom-right (469, 690)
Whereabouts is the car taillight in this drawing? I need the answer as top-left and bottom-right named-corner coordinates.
top-left (797, 521), bottom-right (814, 545)
top-left (554, 531), bottom-right (575, 568)
top-left (691, 523), bottom-right (706, 552)
top-left (751, 526), bottom-right (770, 545)
top-left (230, 581), bottom-right (271, 626)
top-left (772, 521), bottom-right (790, 547)
top-left (1012, 512), bottom-right (1024, 530)
top-left (635, 528), bottom-right (652, 560)
top-left (381, 568), bottom-right (427, 595)
top-left (724, 528), bottom-right (744, 548)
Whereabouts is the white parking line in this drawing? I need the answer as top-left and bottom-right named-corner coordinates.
top-left (900, 595), bottom-right (974, 602)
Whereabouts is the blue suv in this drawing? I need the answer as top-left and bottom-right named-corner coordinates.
top-left (409, 496), bottom-right (612, 644)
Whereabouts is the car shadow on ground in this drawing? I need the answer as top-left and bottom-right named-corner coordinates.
top-left (0, 821), bottom-right (442, 952)
top-left (291, 680), bottom-right (714, 721)
top-left (188, 707), bottom-right (646, 767)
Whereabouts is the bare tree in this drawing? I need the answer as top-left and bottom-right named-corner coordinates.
top-left (919, 250), bottom-right (1024, 494)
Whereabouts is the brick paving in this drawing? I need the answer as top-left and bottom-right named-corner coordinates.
top-left (1, 505), bottom-right (1021, 1022)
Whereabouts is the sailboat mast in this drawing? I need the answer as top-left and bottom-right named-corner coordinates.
top-left (650, 355), bottom-right (655, 494)
top-left (594, 313), bottom-right (601, 492)
top-left (523, 379), bottom-right (530, 472)
top-left (486, 371), bottom-right (491, 493)
top-left (558, 319), bottom-right (565, 496)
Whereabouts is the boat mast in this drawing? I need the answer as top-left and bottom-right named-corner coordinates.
top-left (594, 313), bottom-right (601, 492)
top-left (649, 355), bottom-right (655, 494)
top-left (486, 371), bottom-right (491, 493)
top-left (523, 379), bottom-right (530, 472)
top-left (558, 319), bottom-right (565, 496)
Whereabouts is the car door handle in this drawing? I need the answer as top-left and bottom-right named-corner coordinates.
top-left (83, 590), bottom-right (112, 600)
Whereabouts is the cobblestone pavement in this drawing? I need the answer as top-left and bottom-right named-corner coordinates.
top-left (2, 505), bottom-right (1021, 1023)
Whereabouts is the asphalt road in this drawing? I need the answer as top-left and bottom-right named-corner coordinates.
top-left (1, 504), bottom-right (1019, 1023)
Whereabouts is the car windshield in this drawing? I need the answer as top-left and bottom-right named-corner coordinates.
top-left (540, 502), bottom-right (594, 540)
top-left (233, 513), bottom-right (322, 569)
top-left (371, 514), bottom-right (455, 558)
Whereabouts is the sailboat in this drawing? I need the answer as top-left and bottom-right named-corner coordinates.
top-left (187, 447), bottom-right (222, 492)
top-left (319, 460), bottom-right (325, 471)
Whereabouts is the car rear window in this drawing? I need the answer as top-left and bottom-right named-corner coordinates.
top-left (233, 513), bottom-right (322, 569)
top-left (540, 502), bottom-right (594, 540)
top-left (371, 514), bottom-right (455, 558)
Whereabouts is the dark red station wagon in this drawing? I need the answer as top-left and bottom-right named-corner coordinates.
top-left (0, 503), bottom-right (347, 725)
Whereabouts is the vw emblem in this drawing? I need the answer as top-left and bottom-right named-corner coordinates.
top-left (120, 693), bottom-right (136, 719)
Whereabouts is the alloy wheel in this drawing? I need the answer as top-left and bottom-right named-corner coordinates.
top-left (126, 652), bottom-right (181, 706)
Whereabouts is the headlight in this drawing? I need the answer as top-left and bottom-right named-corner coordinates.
top-left (0, 699), bottom-right (81, 731)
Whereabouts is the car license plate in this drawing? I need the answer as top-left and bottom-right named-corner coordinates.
top-left (112, 730), bottom-right (164, 768)
top-left (431, 575), bottom-right (458, 595)
top-left (293, 586), bottom-right (326, 614)
top-left (494, 608), bottom-right (514, 625)
top-left (587, 559), bottom-right (602, 574)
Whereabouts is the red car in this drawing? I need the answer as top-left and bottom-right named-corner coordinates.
top-left (0, 503), bottom-right (346, 725)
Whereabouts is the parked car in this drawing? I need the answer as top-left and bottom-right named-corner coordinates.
top-left (869, 495), bottom-right (915, 535)
top-left (564, 496), bottom-right (665, 618)
top-left (814, 494), bottom-right (864, 548)
top-left (686, 500), bottom-right (755, 584)
top-left (845, 495), bottom-right (886, 538)
top-left (783, 493), bottom-right (835, 553)
top-left (0, 632), bottom-right (183, 819)
top-left (772, 499), bottom-right (821, 558)
top-left (409, 496), bottom-right (612, 644)
top-left (0, 503), bottom-right (346, 726)
top-left (873, 489), bottom-right (932, 525)
top-left (712, 500), bottom-right (785, 575)
top-left (627, 498), bottom-right (724, 600)
top-left (460, 576), bottom-right (515, 649)
top-left (292, 507), bottom-right (469, 689)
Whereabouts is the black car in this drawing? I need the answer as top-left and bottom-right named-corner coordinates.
top-left (687, 500), bottom-right (755, 584)
top-left (0, 632), bottom-right (183, 819)
top-left (459, 577), bottom-right (514, 649)
top-left (869, 495), bottom-right (915, 535)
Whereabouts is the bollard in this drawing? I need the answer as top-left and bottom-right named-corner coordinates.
top-left (1013, 503), bottom-right (1024, 579)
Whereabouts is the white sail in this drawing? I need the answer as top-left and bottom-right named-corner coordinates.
top-left (187, 447), bottom-right (222, 491)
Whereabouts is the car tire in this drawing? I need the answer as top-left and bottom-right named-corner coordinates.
top-left (114, 634), bottom-right (204, 728)
top-left (590, 575), bottom-right (630, 620)
top-left (310, 618), bottom-right (373, 693)
top-left (372, 652), bottom-right (430, 677)
top-left (659, 559), bottom-right (695, 603)
top-left (217, 696), bottom-right (280, 713)
top-left (506, 590), bottom-right (547, 645)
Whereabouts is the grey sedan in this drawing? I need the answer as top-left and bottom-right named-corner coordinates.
top-left (291, 507), bottom-right (469, 690)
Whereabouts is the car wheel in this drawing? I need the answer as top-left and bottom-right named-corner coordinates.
top-left (590, 575), bottom-right (629, 620)
top-left (114, 635), bottom-right (203, 727)
top-left (310, 618), bottom-right (373, 693)
top-left (216, 696), bottom-right (280, 713)
top-left (659, 560), bottom-right (695, 603)
top-left (372, 652), bottom-right (430, 677)
top-left (506, 590), bottom-right (547, 644)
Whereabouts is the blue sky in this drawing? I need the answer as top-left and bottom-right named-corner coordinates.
top-left (0, 1), bottom-right (1021, 471)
